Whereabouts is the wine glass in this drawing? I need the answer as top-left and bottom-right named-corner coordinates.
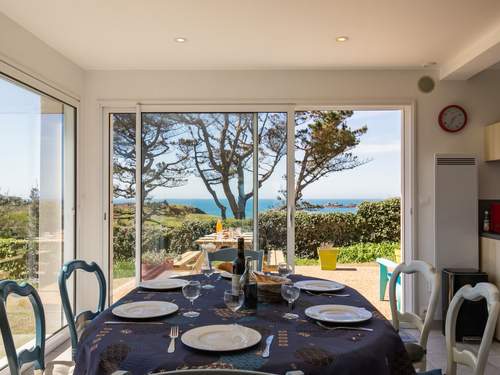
top-left (281, 284), bottom-right (300, 319)
top-left (278, 262), bottom-right (293, 277)
top-left (201, 246), bottom-right (215, 289)
top-left (224, 290), bottom-right (244, 315)
top-left (182, 281), bottom-right (201, 318)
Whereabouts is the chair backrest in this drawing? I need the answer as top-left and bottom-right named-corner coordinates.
top-left (0, 280), bottom-right (45, 375)
top-left (58, 260), bottom-right (106, 360)
top-left (445, 282), bottom-right (500, 375)
top-left (389, 260), bottom-right (440, 350)
top-left (208, 248), bottom-right (263, 271)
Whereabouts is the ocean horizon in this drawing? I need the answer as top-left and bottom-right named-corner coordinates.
top-left (114, 197), bottom-right (391, 218)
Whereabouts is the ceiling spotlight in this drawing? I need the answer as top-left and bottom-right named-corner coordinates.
top-left (336, 36), bottom-right (349, 42)
top-left (174, 37), bottom-right (187, 43)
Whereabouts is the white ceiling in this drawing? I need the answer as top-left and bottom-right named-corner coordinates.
top-left (2, 0), bottom-right (500, 76)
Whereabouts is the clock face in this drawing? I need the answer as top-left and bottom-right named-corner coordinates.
top-left (439, 105), bottom-right (467, 132)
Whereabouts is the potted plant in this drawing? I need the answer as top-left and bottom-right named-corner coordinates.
top-left (317, 242), bottom-right (340, 270)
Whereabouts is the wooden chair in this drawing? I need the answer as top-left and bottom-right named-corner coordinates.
top-left (58, 260), bottom-right (106, 360)
top-left (208, 248), bottom-right (264, 271)
top-left (389, 260), bottom-right (440, 372)
top-left (420, 282), bottom-right (500, 375)
top-left (0, 280), bottom-right (74, 375)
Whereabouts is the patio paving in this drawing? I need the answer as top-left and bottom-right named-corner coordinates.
top-left (296, 262), bottom-right (391, 318)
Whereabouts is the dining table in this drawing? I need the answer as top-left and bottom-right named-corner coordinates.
top-left (73, 274), bottom-right (415, 375)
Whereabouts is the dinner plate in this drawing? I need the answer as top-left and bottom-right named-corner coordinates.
top-left (139, 278), bottom-right (189, 290)
top-left (112, 301), bottom-right (179, 319)
top-left (220, 271), bottom-right (233, 279)
top-left (305, 304), bottom-right (372, 323)
top-left (294, 279), bottom-right (345, 292)
top-left (181, 324), bottom-right (261, 352)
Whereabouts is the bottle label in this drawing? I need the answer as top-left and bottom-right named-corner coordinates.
top-left (232, 275), bottom-right (240, 295)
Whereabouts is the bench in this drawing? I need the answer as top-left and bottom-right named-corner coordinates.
top-left (376, 258), bottom-right (402, 311)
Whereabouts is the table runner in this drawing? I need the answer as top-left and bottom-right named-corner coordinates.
top-left (74, 274), bottom-right (415, 375)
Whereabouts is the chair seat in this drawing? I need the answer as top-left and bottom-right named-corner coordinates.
top-left (44, 361), bottom-right (75, 375)
top-left (404, 342), bottom-right (426, 363)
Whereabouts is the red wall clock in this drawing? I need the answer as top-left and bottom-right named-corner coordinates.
top-left (438, 105), bottom-right (468, 133)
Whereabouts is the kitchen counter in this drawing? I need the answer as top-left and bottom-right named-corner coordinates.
top-left (481, 232), bottom-right (500, 240)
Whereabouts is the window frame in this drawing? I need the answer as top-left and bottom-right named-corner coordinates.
top-left (0, 65), bottom-right (78, 372)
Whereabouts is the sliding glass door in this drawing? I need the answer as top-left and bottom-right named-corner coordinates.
top-left (138, 111), bottom-right (287, 281)
top-left (0, 74), bottom-right (75, 364)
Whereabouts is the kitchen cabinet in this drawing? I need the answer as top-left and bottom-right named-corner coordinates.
top-left (480, 235), bottom-right (500, 340)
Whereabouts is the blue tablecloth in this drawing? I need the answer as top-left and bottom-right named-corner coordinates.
top-left (74, 274), bottom-right (415, 375)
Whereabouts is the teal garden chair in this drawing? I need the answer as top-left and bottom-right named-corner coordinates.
top-left (58, 260), bottom-right (106, 361)
top-left (0, 280), bottom-right (74, 375)
top-left (208, 248), bottom-right (264, 271)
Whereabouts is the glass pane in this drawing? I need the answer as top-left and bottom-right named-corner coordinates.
top-left (0, 75), bottom-right (75, 363)
top-left (140, 113), bottom-right (258, 280)
top-left (256, 112), bottom-right (288, 270)
top-left (110, 113), bottom-right (136, 302)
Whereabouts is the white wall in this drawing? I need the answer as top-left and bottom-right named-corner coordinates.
top-left (81, 68), bottom-right (500, 313)
top-left (0, 12), bottom-right (84, 97)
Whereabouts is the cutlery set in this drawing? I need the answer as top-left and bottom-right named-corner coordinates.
top-left (305, 290), bottom-right (350, 297)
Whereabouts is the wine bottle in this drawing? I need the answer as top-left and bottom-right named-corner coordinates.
top-left (231, 237), bottom-right (245, 295)
top-left (240, 256), bottom-right (258, 312)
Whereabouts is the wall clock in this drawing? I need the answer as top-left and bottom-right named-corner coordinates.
top-left (438, 105), bottom-right (467, 133)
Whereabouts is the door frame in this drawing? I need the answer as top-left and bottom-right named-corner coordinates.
top-left (102, 101), bottom-right (415, 312)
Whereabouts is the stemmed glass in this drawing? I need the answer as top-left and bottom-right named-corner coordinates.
top-left (201, 243), bottom-right (216, 288)
top-left (224, 290), bottom-right (244, 316)
top-left (281, 284), bottom-right (300, 319)
top-left (278, 262), bottom-right (293, 277)
top-left (182, 281), bottom-right (201, 318)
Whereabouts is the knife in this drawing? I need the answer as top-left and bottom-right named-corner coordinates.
top-left (262, 335), bottom-right (274, 358)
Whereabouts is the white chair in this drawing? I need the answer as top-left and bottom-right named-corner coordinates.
top-left (389, 260), bottom-right (440, 371)
top-left (444, 282), bottom-right (500, 375)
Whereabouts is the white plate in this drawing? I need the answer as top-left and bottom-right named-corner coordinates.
top-left (181, 324), bottom-right (261, 352)
top-left (112, 301), bottom-right (179, 319)
top-left (305, 304), bottom-right (372, 323)
top-left (294, 280), bottom-right (345, 292)
top-left (139, 278), bottom-right (189, 290)
top-left (220, 271), bottom-right (233, 279)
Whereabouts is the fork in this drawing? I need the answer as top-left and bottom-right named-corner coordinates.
top-left (316, 321), bottom-right (373, 332)
top-left (167, 325), bottom-right (179, 353)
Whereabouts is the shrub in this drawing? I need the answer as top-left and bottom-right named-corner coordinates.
top-left (356, 198), bottom-right (400, 242)
top-left (0, 238), bottom-right (34, 279)
top-left (335, 242), bottom-right (399, 263)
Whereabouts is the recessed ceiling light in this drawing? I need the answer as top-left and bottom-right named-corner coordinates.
top-left (174, 37), bottom-right (187, 43)
top-left (336, 36), bottom-right (349, 42)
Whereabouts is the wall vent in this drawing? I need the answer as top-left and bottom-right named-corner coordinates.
top-left (436, 157), bottom-right (476, 166)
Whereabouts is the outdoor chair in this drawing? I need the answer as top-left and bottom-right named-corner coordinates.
top-left (389, 260), bottom-right (440, 372)
top-left (419, 282), bottom-right (500, 375)
top-left (58, 260), bottom-right (106, 360)
top-left (208, 248), bottom-right (264, 271)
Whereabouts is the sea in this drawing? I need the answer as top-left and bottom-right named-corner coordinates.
top-left (115, 198), bottom-right (384, 218)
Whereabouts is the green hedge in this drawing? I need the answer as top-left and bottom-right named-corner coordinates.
top-left (336, 242), bottom-right (399, 263)
top-left (0, 238), bottom-right (34, 279)
top-left (111, 198), bottom-right (400, 261)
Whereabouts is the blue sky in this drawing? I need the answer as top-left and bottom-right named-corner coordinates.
top-left (1, 74), bottom-right (401, 200)
top-left (153, 110), bottom-right (402, 200)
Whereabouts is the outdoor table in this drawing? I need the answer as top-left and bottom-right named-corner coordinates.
top-left (194, 232), bottom-right (253, 250)
top-left (74, 274), bottom-right (415, 375)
